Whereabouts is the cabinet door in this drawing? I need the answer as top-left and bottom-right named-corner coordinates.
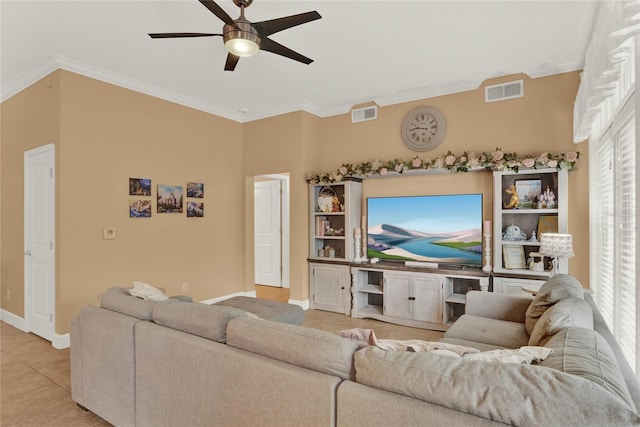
top-left (310, 264), bottom-right (350, 314)
top-left (384, 273), bottom-right (412, 319)
top-left (412, 276), bottom-right (442, 323)
top-left (494, 277), bottom-right (544, 297)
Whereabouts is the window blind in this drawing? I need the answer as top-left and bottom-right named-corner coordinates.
top-left (590, 36), bottom-right (638, 375)
top-left (616, 115), bottom-right (637, 369)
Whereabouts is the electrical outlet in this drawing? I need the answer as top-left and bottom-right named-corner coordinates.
top-left (182, 283), bottom-right (188, 293)
top-left (6, 289), bottom-right (10, 300)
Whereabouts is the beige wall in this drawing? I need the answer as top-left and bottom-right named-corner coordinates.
top-left (316, 72), bottom-right (588, 287)
top-left (1, 69), bottom-right (588, 335)
top-left (243, 111), bottom-right (324, 301)
top-left (1, 73), bottom-right (61, 318)
top-left (2, 70), bottom-right (244, 333)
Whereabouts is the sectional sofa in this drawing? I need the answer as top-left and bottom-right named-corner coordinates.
top-left (71, 275), bottom-right (640, 426)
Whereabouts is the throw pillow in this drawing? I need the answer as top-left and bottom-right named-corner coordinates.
top-left (129, 281), bottom-right (169, 302)
top-left (525, 274), bottom-right (584, 335)
top-left (528, 297), bottom-right (593, 346)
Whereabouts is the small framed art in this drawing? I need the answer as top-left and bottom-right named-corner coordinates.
top-left (503, 244), bottom-right (526, 269)
top-left (515, 179), bottom-right (541, 208)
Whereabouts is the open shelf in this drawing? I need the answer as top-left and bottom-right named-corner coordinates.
top-left (445, 293), bottom-right (466, 304)
top-left (359, 284), bottom-right (383, 294)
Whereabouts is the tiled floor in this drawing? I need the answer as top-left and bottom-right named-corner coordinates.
top-left (0, 322), bottom-right (111, 427)
top-left (1, 289), bottom-right (443, 426)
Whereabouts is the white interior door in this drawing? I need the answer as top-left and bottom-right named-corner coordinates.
top-left (254, 180), bottom-right (282, 286)
top-left (24, 144), bottom-right (55, 342)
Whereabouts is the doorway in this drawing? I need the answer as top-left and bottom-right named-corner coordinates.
top-left (24, 143), bottom-right (55, 342)
top-left (254, 174), bottom-right (289, 288)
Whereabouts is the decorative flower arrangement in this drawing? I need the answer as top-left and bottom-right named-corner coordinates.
top-left (307, 148), bottom-right (580, 184)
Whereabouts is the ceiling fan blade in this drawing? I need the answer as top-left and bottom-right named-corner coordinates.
top-left (252, 11), bottom-right (321, 37)
top-left (260, 37), bottom-right (313, 65)
top-left (198, 0), bottom-right (236, 27)
top-left (224, 53), bottom-right (240, 71)
top-left (149, 32), bottom-right (222, 39)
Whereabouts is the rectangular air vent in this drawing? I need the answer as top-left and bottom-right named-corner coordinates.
top-left (485, 80), bottom-right (524, 103)
top-left (351, 106), bottom-right (378, 123)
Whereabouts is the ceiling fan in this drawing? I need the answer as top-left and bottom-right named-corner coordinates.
top-left (149, 0), bottom-right (321, 71)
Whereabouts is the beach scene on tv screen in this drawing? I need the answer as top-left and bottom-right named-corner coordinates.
top-left (367, 194), bottom-right (483, 265)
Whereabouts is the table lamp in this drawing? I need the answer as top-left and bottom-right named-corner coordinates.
top-left (539, 233), bottom-right (574, 276)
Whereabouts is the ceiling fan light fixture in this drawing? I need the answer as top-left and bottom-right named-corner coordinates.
top-left (224, 21), bottom-right (260, 57)
top-left (225, 36), bottom-right (260, 57)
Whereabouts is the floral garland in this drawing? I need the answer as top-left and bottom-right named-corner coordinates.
top-left (306, 148), bottom-right (579, 184)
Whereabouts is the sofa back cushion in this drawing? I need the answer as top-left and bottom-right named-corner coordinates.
top-left (540, 326), bottom-right (635, 411)
top-left (528, 297), bottom-right (593, 346)
top-left (100, 287), bottom-right (156, 320)
top-left (354, 346), bottom-right (640, 426)
top-left (152, 300), bottom-right (248, 343)
top-left (525, 274), bottom-right (584, 335)
top-left (227, 316), bottom-right (359, 380)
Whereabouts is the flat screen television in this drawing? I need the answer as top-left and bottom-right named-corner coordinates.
top-left (366, 194), bottom-right (483, 266)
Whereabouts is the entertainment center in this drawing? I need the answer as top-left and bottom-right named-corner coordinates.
top-left (308, 167), bottom-right (568, 330)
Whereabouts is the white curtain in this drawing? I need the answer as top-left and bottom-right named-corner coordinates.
top-left (574, 0), bottom-right (640, 143)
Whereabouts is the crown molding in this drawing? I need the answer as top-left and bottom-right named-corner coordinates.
top-left (1, 56), bottom-right (59, 102)
top-left (1, 54), bottom-right (584, 122)
top-left (53, 54), bottom-right (246, 122)
top-left (373, 79), bottom-right (484, 107)
top-left (524, 61), bottom-right (583, 79)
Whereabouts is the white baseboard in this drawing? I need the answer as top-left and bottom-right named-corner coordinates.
top-left (200, 290), bottom-right (256, 305)
top-left (289, 299), bottom-right (309, 310)
top-left (1, 309), bottom-right (70, 349)
top-left (0, 309), bottom-right (27, 331)
top-left (53, 333), bottom-right (70, 349)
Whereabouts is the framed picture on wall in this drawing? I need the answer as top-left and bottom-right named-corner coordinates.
top-left (187, 182), bottom-right (204, 198)
top-left (187, 202), bottom-right (204, 217)
top-left (129, 200), bottom-right (151, 218)
top-left (129, 178), bottom-right (152, 196)
top-left (157, 185), bottom-right (183, 213)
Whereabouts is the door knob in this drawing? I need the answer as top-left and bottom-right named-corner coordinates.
top-left (24, 250), bottom-right (32, 256)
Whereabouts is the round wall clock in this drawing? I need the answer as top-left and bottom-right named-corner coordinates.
top-left (401, 106), bottom-right (447, 151)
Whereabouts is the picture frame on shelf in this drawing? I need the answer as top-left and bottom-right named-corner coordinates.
top-left (503, 244), bottom-right (526, 269)
top-left (515, 179), bottom-right (541, 208)
top-left (537, 215), bottom-right (558, 235)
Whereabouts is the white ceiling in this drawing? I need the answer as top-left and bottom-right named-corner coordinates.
top-left (1, 0), bottom-right (597, 122)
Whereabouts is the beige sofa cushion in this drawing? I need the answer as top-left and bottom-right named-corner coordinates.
top-left (525, 274), bottom-right (584, 335)
top-left (100, 287), bottom-right (156, 320)
top-left (528, 297), bottom-right (593, 346)
top-left (152, 300), bottom-right (248, 343)
top-left (355, 346), bottom-right (640, 426)
top-left (227, 316), bottom-right (359, 380)
top-left (443, 314), bottom-right (529, 349)
top-left (540, 327), bottom-right (635, 411)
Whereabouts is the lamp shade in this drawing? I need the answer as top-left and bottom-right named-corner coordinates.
top-left (539, 233), bottom-right (574, 258)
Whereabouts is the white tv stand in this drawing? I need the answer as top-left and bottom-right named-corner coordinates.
top-left (350, 262), bottom-right (489, 331)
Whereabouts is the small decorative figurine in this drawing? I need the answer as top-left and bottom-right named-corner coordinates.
top-left (502, 224), bottom-right (527, 241)
top-left (331, 196), bottom-right (341, 212)
top-left (529, 231), bottom-right (538, 242)
top-left (538, 186), bottom-right (556, 209)
top-left (504, 184), bottom-right (520, 209)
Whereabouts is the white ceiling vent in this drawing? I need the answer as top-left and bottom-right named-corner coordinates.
top-left (485, 80), bottom-right (524, 103)
top-left (352, 106), bottom-right (378, 123)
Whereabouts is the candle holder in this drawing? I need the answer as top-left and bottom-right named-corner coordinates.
top-left (482, 233), bottom-right (492, 273)
top-left (353, 235), bottom-right (366, 263)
